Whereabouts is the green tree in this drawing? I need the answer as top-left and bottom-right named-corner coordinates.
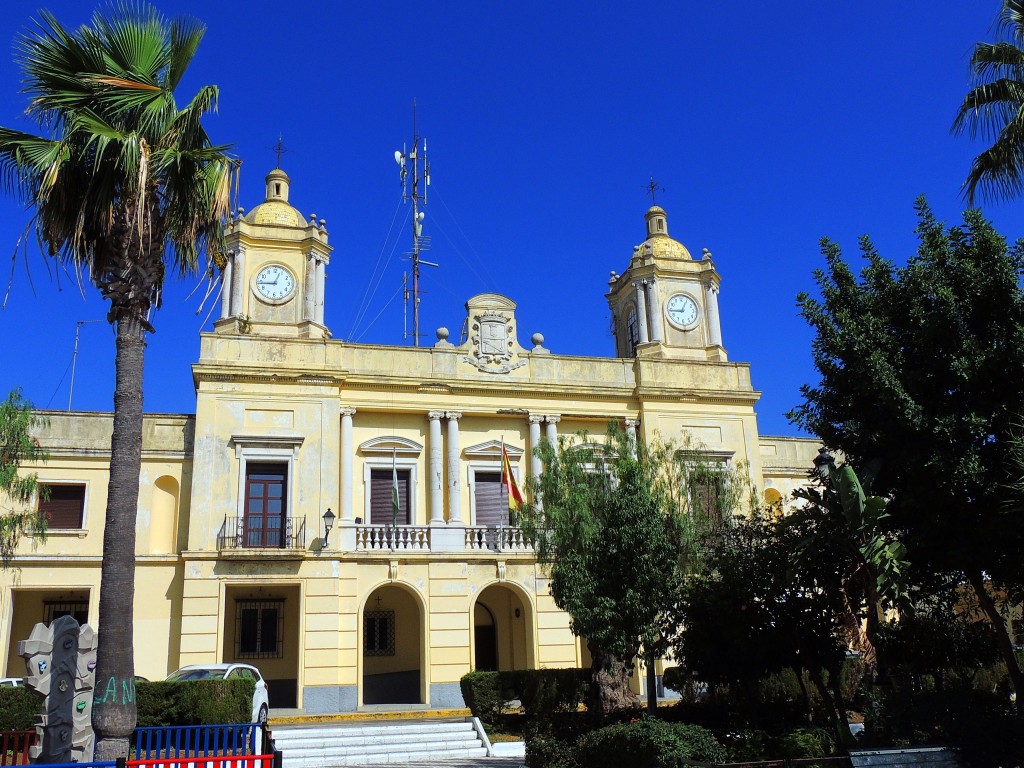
top-left (675, 512), bottom-right (857, 744)
top-left (789, 199), bottom-right (1024, 712)
top-left (953, 0), bottom-right (1024, 204)
top-left (0, 6), bottom-right (232, 757)
top-left (792, 459), bottom-right (910, 682)
top-left (519, 425), bottom-right (743, 717)
top-left (0, 389), bottom-right (48, 566)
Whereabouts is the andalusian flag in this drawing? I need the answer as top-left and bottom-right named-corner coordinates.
top-left (501, 443), bottom-right (524, 515)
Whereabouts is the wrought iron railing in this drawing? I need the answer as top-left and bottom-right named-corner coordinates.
top-left (219, 516), bottom-right (306, 549)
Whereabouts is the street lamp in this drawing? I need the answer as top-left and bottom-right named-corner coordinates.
top-left (321, 508), bottom-right (335, 548)
top-left (813, 447), bottom-right (836, 482)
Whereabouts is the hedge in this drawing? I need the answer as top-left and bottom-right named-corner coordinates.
top-left (461, 669), bottom-right (589, 725)
top-left (572, 717), bottom-right (726, 768)
top-left (0, 686), bottom-right (38, 730)
top-left (136, 679), bottom-right (257, 726)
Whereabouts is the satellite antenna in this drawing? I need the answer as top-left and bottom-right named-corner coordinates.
top-left (394, 100), bottom-right (438, 346)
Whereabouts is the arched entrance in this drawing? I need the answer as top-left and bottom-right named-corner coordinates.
top-left (362, 585), bottom-right (422, 704)
top-left (473, 584), bottom-right (532, 671)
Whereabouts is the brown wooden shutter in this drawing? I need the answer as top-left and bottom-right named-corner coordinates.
top-left (39, 485), bottom-right (85, 529)
top-left (369, 469), bottom-right (410, 525)
top-left (474, 472), bottom-right (506, 527)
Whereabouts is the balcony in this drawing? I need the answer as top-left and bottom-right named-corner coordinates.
top-left (351, 524), bottom-right (534, 553)
top-left (218, 516), bottom-right (306, 551)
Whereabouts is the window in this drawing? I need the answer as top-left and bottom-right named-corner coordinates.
top-left (44, 600), bottom-right (88, 626)
top-left (364, 611), bottom-right (395, 656)
top-left (39, 484), bottom-right (85, 529)
top-left (687, 462), bottom-right (729, 528)
top-left (626, 307), bottom-right (639, 356)
top-left (369, 469), bottom-right (410, 525)
top-left (473, 472), bottom-right (507, 527)
top-left (244, 463), bottom-right (287, 547)
top-left (235, 599), bottom-right (283, 659)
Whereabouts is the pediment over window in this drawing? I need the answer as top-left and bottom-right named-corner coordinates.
top-left (359, 436), bottom-right (423, 455)
top-left (463, 440), bottom-right (524, 459)
top-left (229, 433), bottom-right (304, 459)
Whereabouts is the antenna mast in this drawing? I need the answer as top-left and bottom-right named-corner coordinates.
top-left (394, 101), bottom-right (437, 346)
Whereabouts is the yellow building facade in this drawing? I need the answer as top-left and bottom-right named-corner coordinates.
top-left (0, 169), bottom-right (819, 713)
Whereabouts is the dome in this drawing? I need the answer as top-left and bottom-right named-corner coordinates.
top-left (641, 205), bottom-right (692, 260)
top-left (243, 168), bottom-right (307, 227)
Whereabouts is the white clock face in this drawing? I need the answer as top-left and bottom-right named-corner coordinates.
top-left (254, 265), bottom-right (295, 301)
top-left (666, 294), bottom-right (699, 328)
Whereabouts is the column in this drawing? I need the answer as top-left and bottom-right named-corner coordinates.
top-left (446, 412), bottom-right (462, 523)
top-left (231, 246), bottom-right (246, 318)
top-left (545, 415), bottom-right (560, 448)
top-left (220, 253), bottom-right (234, 319)
top-left (428, 411), bottom-right (445, 524)
top-left (528, 415), bottom-right (544, 480)
top-left (340, 407), bottom-right (356, 521)
top-left (706, 282), bottom-right (723, 347)
top-left (624, 418), bottom-right (639, 457)
top-left (646, 280), bottom-right (664, 343)
top-left (634, 281), bottom-right (650, 344)
top-left (315, 258), bottom-right (326, 325)
top-left (303, 253), bottom-right (316, 322)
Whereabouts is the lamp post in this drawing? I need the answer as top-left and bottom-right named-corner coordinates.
top-left (813, 447), bottom-right (836, 483)
top-left (321, 508), bottom-right (335, 549)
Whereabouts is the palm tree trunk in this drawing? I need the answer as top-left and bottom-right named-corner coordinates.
top-left (92, 316), bottom-right (145, 760)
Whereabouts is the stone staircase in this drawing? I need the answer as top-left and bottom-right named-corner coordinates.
top-left (270, 719), bottom-right (491, 767)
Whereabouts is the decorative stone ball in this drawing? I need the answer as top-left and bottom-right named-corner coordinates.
top-left (436, 327), bottom-right (450, 341)
top-left (532, 333), bottom-right (544, 347)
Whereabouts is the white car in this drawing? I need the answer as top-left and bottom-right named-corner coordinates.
top-left (0, 677), bottom-right (24, 687)
top-left (165, 663), bottom-right (269, 724)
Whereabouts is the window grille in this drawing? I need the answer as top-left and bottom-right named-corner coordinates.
top-left (235, 599), bottom-right (284, 659)
top-left (44, 600), bottom-right (89, 626)
top-left (364, 611), bottom-right (395, 656)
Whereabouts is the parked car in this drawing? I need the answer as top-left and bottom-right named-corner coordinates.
top-left (0, 677), bottom-right (24, 687)
top-left (165, 663), bottom-right (269, 723)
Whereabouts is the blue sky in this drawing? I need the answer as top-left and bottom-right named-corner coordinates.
top-left (0, 1), bottom-right (1019, 438)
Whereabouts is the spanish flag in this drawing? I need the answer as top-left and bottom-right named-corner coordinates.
top-left (501, 443), bottom-right (524, 513)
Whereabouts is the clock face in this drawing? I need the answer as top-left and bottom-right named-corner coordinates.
top-left (254, 265), bottom-right (295, 301)
top-left (666, 293), bottom-right (699, 328)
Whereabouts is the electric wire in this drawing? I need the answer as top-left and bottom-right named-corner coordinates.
top-left (348, 199), bottom-right (407, 340)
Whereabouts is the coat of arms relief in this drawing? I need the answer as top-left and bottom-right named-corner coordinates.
top-left (463, 308), bottom-right (527, 374)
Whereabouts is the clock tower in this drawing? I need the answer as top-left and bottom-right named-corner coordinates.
top-left (606, 205), bottom-right (725, 362)
top-left (215, 168), bottom-right (332, 339)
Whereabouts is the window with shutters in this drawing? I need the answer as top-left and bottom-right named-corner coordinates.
top-left (39, 484), bottom-right (86, 529)
top-left (686, 459), bottom-right (730, 529)
top-left (473, 471), bottom-right (507, 527)
top-left (369, 469), bottom-right (411, 525)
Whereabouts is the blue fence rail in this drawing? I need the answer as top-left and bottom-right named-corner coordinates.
top-left (132, 724), bottom-right (265, 758)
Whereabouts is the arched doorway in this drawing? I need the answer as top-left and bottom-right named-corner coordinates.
top-left (362, 585), bottom-right (422, 704)
top-left (473, 584), bottom-right (532, 671)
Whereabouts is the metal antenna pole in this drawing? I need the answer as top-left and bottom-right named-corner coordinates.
top-left (68, 320), bottom-right (101, 411)
top-left (394, 101), bottom-right (437, 346)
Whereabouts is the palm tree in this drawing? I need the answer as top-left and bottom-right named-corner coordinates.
top-left (0, 6), bottom-right (231, 758)
top-left (953, 0), bottom-right (1024, 204)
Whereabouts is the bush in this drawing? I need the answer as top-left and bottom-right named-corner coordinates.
top-left (0, 686), bottom-right (39, 730)
top-left (575, 717), bottom-right (726, 768)
top-left (727, 727), bottom-right (837, 760)
top-left (136, 679), bottom-right (256, 726)
top-left (461, 669), bottom-right (589, 726)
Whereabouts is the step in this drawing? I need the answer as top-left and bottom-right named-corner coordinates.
top-left (283, 734), bottom-right (484, 754)
top-left (284, 737), bottom-right (486, 759)
top-left (283, 746), bottom-right (489, 767)
top-left (273, 721), bottom-right (475, 741)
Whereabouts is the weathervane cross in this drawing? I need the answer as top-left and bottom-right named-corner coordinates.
top-left (645, 176), bottom-right (665, 205)
top-left (272, 135), bottom-right (288, 169)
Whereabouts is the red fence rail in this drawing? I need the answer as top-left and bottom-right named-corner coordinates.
top-left (0, 730), bottom-right (35, 767)
top-left (126, 756), bottom-right (276, 768)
